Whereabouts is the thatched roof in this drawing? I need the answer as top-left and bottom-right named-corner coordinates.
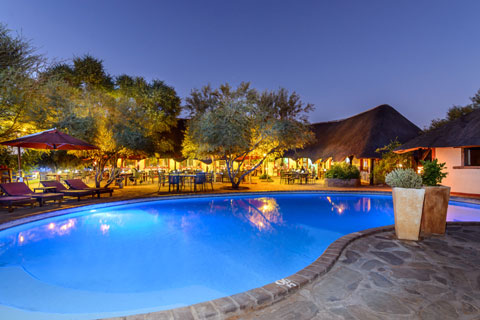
top-left (395, 108), bottom-right (480, 153)
top-left (286, 104), bottom-right (422, 161)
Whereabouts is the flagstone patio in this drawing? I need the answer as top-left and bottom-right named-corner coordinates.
top-left (240, 223), bottom-right (480, 320)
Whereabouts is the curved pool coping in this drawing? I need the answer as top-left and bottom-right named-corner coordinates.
top-left (1, 191), bottom-right (479, 320)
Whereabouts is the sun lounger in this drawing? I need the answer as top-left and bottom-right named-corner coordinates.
top-left (64, 179), bottom-right (113, 198)
top-left (0, 196), bottom-right (36, 212)
top-left (41, 180), bottom-right (95, 201)
top-left (0, 182), bottom-right (63, 207)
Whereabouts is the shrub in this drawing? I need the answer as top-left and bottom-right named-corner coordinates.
top-left (325, 163), bottom-right (360, 180)
top-left (420, 159), bottom-right (447, 186)
top-left (372, 139), bottom-right (414, 184)
top-left (385, 168), bottom-right (422, 189)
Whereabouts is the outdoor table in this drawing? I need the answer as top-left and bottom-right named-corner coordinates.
top-left (34, 186), bottom-right (57, 193)
top-left (284, 172), bottom-right (298, 184)
top-left (120, 173), bottom-right (133, 186)
top-left (298, 172), bottom-right (309, 184)
top-left (166, 174), bottom-right (196, 192)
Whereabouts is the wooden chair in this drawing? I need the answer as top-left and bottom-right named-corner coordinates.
top-left (41, 180), bottom-right (95, 201)
top-left (280, 171), bottom-right (289, 184)
top-left (65, 179), bottom-right (113, 198)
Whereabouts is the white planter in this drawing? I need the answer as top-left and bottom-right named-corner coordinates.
top-left (392, 187), bottom-right (425, 241)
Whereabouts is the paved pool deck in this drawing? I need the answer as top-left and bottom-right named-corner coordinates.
top-left (240, 223), bottom-right (480, 320)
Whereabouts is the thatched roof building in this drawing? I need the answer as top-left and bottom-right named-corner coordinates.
top-left (395, 108), bottom-right (480, 153)
top-left (286, 104), bottom-right (422, 161)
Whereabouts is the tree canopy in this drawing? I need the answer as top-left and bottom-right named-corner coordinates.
top-left (426, 89), bottom-right (480, 131)
top-left (183, 82), bottom-right (314, 189)
top-left (34, 56), bottom-right (182, 186)
top-left (0, 23), bottom-right (45, 140)
top-left (0, 23), bottom-right (181, 186)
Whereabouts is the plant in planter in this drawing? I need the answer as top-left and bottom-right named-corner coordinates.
top-left (325, 163), bottom-right (360, 187)
top-left (385, 168), bottom-right (425, 241)
top-left (420, 159), bottom-right (450, 236)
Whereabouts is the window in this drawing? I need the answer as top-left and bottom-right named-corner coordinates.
top-left (464, 147), bottom-right (480, 166)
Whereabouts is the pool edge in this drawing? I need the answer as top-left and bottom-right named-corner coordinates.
top-left (1, 192), bottom-right (479, 320)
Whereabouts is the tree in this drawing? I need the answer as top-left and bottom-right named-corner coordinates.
top-left (36, 58), bottom-right (181, 187)
top-left (0, 23), bottom-right (45, 140)
top-left (183, 82), bottom-right (314, 189)
top-left (426, 89), bottom-right (480, 131)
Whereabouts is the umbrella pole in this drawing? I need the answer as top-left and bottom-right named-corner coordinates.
top-left (17, 146), bottom-right (22, 182)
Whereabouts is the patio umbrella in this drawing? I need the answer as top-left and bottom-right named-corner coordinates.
top-left (0, 128), bottom-right (98, 180)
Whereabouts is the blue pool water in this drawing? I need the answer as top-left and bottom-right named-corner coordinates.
top-left (0, 193), bottom-right (479, 319)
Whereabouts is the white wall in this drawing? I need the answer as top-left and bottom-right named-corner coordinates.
top-left (436, 148), bottom-right (480, 195)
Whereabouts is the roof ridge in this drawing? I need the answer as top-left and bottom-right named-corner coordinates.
top-left (310, 104), bottom-right (395, 125)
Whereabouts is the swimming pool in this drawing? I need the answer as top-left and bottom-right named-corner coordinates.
top-left (0, 192), bottom-right (479, 319)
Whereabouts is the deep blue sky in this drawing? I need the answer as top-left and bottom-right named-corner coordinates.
top-left (2, 0), bottom-right (480, 127)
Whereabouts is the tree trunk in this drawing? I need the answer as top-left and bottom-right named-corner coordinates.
top-left (104, 156), bottom-right (119, 187)
top-left (94, 156), bottom-right (110, 188)
top-left (94, 169), bottom-right (102, 188)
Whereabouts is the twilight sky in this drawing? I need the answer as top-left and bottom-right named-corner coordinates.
top-left (1, 0), bottom-right (480, 128)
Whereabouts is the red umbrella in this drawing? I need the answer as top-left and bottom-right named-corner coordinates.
top-left (0, 128), bottom-right (98, 180)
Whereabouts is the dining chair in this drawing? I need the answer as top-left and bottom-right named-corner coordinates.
top-left (168, 174), bottom-right (181, 192)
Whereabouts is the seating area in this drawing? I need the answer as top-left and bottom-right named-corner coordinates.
top-left (280, 170), bottom-right (316, 185)
top-left (162, 171), bottom-right (214, 193)
top-left (0, 166), bottom-right (325, 212)
top-left (41, 180), bottom-right (95, 201)
top-left (65, 179), bottom-right (114, 198)
top-left (0, 182), bottom-right (64, 207)
top-left (0, 177), bottom-right (110, 211)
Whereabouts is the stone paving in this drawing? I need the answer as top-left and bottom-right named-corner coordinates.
top-left (241, 223), bottom-right (480, 320)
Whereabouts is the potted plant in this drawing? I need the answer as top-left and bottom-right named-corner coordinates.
top-left (420, 159), bottom-right (450, 236)
top-left (325, 163), bottom-right (360, 187)
top-left (385, 168), bottom-right (425, 241)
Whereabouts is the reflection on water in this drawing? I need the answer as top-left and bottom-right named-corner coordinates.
top-left (326, 196), bottom-right (371, 215)
top-left (208, 197), bottom-right (284, 232)
top-left (235, 197), bottom-right (283, 232)
top-left (16, 218), bottom-right (78, 247)
top-left (3, 212), bottom-right (132, 252)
